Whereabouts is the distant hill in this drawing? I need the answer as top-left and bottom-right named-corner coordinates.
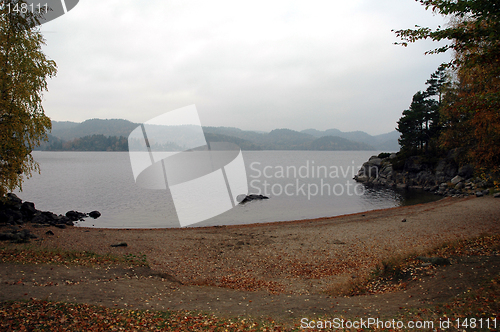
top-left (42, 119), bottom-right (399, 151)
top-left (51, 119), bottom-right (138, 141)
top-left (204, 133), bottom-right (262, 150)
top-left (301, 128), bottom-right (399, 151)
top-left (203, 127), bottom-right (376, 150)
top-left (309, 136), bottom-right (375, 150)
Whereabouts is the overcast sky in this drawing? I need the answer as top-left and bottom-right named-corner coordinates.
top-left (41, 0), bottom-right (451, 135)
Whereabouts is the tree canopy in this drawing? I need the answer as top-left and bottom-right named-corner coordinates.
top-left (397, 66), bottom-right (446, 154)
top-left (393, 0), bottom-right (500, 71)
top-left (395, 0), bottom-right (500, 172)
top-left (0, 1), bottom-right (57, 196)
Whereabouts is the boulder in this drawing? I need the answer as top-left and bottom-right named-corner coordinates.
top-left (21, 202), bottom-right (37, 218)
top-left (5, 193), bottom-right (22, 209)
top-left (354, 174), bottom-right (369, 183)
top-left (494, 193), bottom-right (500, 198)
top-left (0, 209), bottom-right (23, 225)
top-left (475, 191), bottom-right (484, 197)
top-left (89, 211), bottom-right (101, 219)
top-left (380, 164), bottom-right (393, 175)
top-left (31, 213), bottom-right (49, 224)
top-left (451, 175), bottom-right (463, 185)
top-left (458, 165), bottom-right (474, 178)
top-left (367, 156), bottom-right (383, 167)
top-left (435, 159), bottom-right (458, 178)
top-left (239, 194), bottom-right (270, 204)
top-left (65, 210), bottom-right (87, 221)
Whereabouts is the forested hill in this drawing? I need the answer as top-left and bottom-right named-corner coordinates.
top-left (301, 128), bottom-right (400, 151)
top-left (50, 119), bottom-right (138, 141)
top-left (36, 119), bottom-right (398, 151)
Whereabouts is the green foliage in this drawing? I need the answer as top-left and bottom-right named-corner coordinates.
top-left (61, 134), bottom-right (129, 151)
top-left (396, 66), bottom-right (446, 155)
top-left (377, 152), bottom-right (391, 159)
top-left (0, 1), bottom-right (57, 196)
top-left (123, 253), bottom-right (148, 266)
top-left (393, 0), bottom-right (500, 71)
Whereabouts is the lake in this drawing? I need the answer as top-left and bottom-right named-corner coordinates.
top-left (14, 151), bottom-right (440, 228)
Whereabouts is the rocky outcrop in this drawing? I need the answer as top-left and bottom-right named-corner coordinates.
top-left (354, 151), bottom-right (498, 197)
top-left (0, 193), bottom-right (101, 237)
top-left (0, 228), bottom-right (37, 243)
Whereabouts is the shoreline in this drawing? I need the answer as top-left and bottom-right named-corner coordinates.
top-left (3, 195), bottom-right (498, 295)
top-left (184, 196), bottom-right (450, 230)
top-left (1, 195), bottom-right (499, 325)
top-left (69, 193), bottom-right (446, 231)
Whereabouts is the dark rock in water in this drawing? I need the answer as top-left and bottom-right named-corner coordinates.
top-left (65, 210), bottom-right (87, 221)
top-left (401, 218), bottom-right (407, 222)
top-left (111, 242), bottom-right (128, 247)
top-left (475, 191), bottom-right (484, 197)
top-left (239, 194), bottom-right (270, 204)
top-left (494, 193), bottom-right (500, 198)
top-left (0, 194), bottom-right (96, 232)
top-left (89, 211), bottom-right (101, 219)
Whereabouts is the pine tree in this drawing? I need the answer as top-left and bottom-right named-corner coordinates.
top-left (397, 66), bottom-right (448, 154)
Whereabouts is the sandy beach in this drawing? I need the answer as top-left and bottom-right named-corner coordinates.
top-left (14, 196), bottom-right (500, 295)
top-left (1, 195), bottom-right (499, 326)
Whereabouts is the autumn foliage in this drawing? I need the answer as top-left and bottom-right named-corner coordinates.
top-left (395, 0), bottom-right (500, 173)
top-left (440, 46), bottom-right (500, 170)
top-left (0, 1), bottom-right (57, 196)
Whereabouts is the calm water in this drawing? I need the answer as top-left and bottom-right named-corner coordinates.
top-left (15, 151), bottom-right (440, 228)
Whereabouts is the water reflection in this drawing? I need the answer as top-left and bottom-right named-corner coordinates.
top-left (361, 185), bottom-right (442, 207)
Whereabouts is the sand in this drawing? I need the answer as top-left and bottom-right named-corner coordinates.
top-left (20, 196), bottom-right (500, 295)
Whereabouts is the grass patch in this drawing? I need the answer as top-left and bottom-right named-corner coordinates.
top-left (396, 274), bottom-right (500, 330)
top-left (0, 246), bottom-right (148, 267)
top-left (328, 234), bottom-right (500, 297)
